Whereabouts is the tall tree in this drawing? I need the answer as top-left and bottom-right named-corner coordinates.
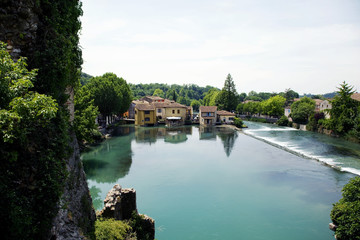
top-left (203, 88), bottom-right (220, 106)
top-left (85, 73), bottom-right (132, 117)
top-left (217, 74), bottom-right (238, 111)
top-left (328, 82), bottom-right (359, 135)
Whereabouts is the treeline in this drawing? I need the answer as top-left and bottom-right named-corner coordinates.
top-left (302, 92), bottom-right (338, 99)
top-left (235, 89), bottom-right (299, 117)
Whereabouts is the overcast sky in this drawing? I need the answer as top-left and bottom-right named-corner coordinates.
top-left (80, 0), bottom-right (360, 95)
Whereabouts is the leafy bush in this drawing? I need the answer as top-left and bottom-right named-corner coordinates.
top-left (128, 212), bottom-right (153, 240)
top-left (0, 42), bottom-right (69, 239)
top-left (95, 218), bottom-right (133, 240)
top-left (331, 177), bottom-right (360, 240)
top-left (276, 115), bottom-right (289, 126)
top-left (287, 121), bottom-right (293, 127)
top-left (233, 117), bottom-right (244, 128)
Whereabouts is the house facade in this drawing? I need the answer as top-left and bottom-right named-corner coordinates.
top-left (134, 104), bottom-right (156, 126)
top-left (199, 106), bottom-right (217, 126)
top-left (319, 100), bottom-right (332, 119)
top-left (164, 102), bottom-right (187, 126)
top-left (217, 110), bottom-right (236, 124)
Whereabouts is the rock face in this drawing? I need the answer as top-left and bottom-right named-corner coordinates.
top-left (99, 184), bottom-right (155, 239)
top-left (0, 0), bottom-right (39, 60)
top-left (50, 135), bottom-right (96, 240)
top-left (100, 184), bottom-right (137, 220)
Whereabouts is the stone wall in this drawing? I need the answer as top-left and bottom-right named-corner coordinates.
top-left (0, 0), bottom-right (39, 60)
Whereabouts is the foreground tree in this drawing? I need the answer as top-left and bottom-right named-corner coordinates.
top-left (217, 73), bottom-right (239, 111)
top-left (331, 177), bottom-right (360, 240)
top-left (0, 42), bottom-right (69, 239)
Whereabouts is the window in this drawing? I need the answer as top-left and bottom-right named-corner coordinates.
top-left (135, 110), bottom-right (137, 114)
top-left (145, 117), bottom-right (150, 121)
top-left (144, 111), bottom-right (150, 114)
top-left (177, 110), bottom-right (180, 114)
top-left (157, 109), bottom-right (162, 113)
top-left (172, 110), bottom-right (175, 114)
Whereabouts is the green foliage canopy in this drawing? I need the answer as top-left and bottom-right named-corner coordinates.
top-left (331, 177), bottom-right (360, 240)
top-left (152, 88), bottom-right (164, 98)
top-left (217, 73), bottom-right (239, 111)
top-left (85, 73), bottom-right (132, 117)
top-left (203, 88), bottom-right (220, 106)
top-left (190, 100), bottom-right (201, 112)
top-left (74, 81), bottom-right (100, 144)
top-left (290, 97), bottom-right (315, 124)
top-left (29, 0), bottom-right (83, 104)
top-left (0, 42), bottom-right (69, 239)
top-left (328, 82), bottom-right (359, 135)
top-left (262, 95), bottom-right (286, 117)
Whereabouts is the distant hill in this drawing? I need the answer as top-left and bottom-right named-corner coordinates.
top-left (301, 92), bottom-right (338, 99)
top-left (80, 72), bottom-right (93, 85)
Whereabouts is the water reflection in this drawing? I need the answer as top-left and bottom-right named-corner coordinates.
top-left (135, 126), bottom-right (192, 144)
top-left (198, 126), bottom-right (217, 140)
top-left (89, 186), bottom-right (103, 210)
top-left (216, 127), bottom-right (238, 157)
top-left (82, 126), bottom-right (134, 183)
top-left (198, 126), bottom-right (238, 157)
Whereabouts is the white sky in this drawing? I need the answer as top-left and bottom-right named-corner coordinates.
top-left (80, 0), bottom-right (360, 95)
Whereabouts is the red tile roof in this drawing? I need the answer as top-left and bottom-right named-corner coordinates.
top-left (135, 104), bottom-right (155, 111)
top-left (217, 110), bottom-right (235, 116)
top-left (200, 106), bottom-right (217, 112)
top-left (351, 93), bottom-right (360, 102)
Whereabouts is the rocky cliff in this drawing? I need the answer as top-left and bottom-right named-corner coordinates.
top-left (98, 184), bottom-right (155, 240)
top-left (1, 1), bottom-right (96, 239)
top-left (50, 134), bottom-right (96, 239)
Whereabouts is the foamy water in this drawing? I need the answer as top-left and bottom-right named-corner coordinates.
top-left (243, 121), bottom-right (360, 176)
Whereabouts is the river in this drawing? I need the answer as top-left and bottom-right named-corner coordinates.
top-left (81, 123), bottom-right (359, 240)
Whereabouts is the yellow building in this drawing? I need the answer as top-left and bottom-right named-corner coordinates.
top-left (163, 102), bottom-right (187, 126)
top-left (135, 104), bottom-right (156, 126)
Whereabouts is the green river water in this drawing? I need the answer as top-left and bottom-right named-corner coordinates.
top-left (82, 123), bottom-right (359, 240)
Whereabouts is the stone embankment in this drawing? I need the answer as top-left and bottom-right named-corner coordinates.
top-left (98, 184), bottom-right (155, 239)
